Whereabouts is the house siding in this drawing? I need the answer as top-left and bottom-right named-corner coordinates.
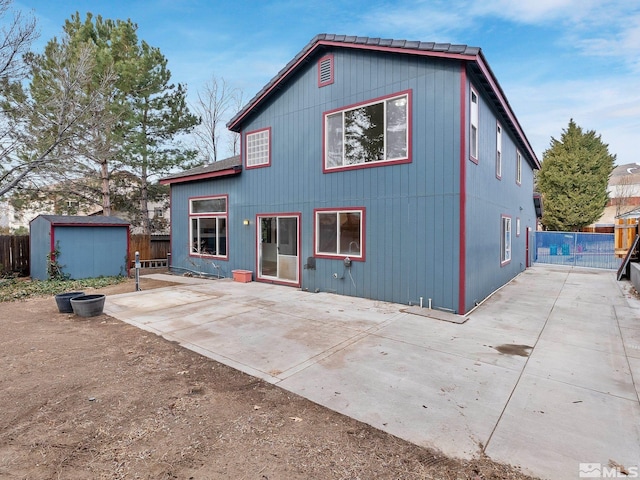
top-left (169, 42), bottom-right (538, 314)
top-left (463, 73), bottom-right (537, 311)
top-left (170, 48), bottom-right (464, 311)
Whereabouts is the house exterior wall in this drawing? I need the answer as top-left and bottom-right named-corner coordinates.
top-left (29, 216), bottom-right (51, 280)
top-left (169, 46), bottom-right (537, 314)
top-left (171, 48), bottom-right (465, 311)
top-left (463, 72), bottom-right (538, 311)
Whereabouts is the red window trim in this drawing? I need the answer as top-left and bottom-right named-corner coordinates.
top-left (318, 54), bottom-right (334, 87)
top-left (469, 86), bottom-right (479, 165)
top-left (254, 212), bottom-right (302, 288)
top-left (500, 214), bottom-right (512, 267)
top-left (188, 194), bottom-right (229, 260)
top-left (244, 127), bottom-right (271, 170)
top-left (313, 207), bottom-right (366, 262)
top-left (495, 121), bottom-right (502, 180)
top-left (322, 90), bottom-right (412, 174)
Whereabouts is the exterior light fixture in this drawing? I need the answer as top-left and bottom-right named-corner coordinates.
top-left (243, 219), bottom-right (250, 226)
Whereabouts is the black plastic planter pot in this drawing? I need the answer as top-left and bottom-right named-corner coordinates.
top-left (70, 294), bottom-right (106, 318)
top-left (54, 291), bottom-right (85, 313)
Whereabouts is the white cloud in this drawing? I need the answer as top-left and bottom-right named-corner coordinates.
top-left (356, 2), bottom-right (471, 41)
top-left (508, 76), bottom-right (640, 164)
top-left (470, 0), bottom-right (609, 23)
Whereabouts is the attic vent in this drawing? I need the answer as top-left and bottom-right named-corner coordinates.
top-left (318, 55), bottom-right (334, 87)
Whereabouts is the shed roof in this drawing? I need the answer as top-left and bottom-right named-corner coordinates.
top-left (227, 33), bottom-right (539, 170)
top-left (32, 215), bottom-right (129, 226)
top-left (160, 155), bottom-right (242, 185)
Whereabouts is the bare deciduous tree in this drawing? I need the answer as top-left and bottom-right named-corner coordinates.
top-left (0, 0), bottom-right (37, 82)
top-left (0, 43), bottom-right (117, 199)
top-left (192, 75), bottom-right (242, 162)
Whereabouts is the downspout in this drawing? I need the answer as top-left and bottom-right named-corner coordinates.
top-left (458, 62), bottom-right (467, 315)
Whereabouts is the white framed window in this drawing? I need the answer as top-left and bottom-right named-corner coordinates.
top-left (496, 122), bottom-right (502, 179)
top-left (246, 128), bottom-right (270, 168)
top-left (189, 195), bottom-right (228, 258)
top-left (516, 150), bottom-right (522, 185)
top-left (314, 208), bottom-right (365, 260)
top-left (318, 54), bottom-right (334, 87)
top-left (501, 215), bottom-right (511, 265)
top-left (516, 217), bottom-right (521, 237)
top-left (324, 91), bottom-right (410, 171)
top-left (470, 88), bottom-right (479, 162)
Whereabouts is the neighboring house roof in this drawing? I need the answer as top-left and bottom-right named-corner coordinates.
top-left (617, 206), bottom-right (640, 220)
top-left (227, 33), bottom-right (540, 169)
top-left (609, 163), bottom-right (640, 187)
top-left (160, 156), bottom-right (242, 185)
top-left (32, 215), bottom-right (129, 226)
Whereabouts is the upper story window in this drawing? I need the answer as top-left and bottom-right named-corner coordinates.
top-left (318, 54), bottom-right (334, 87)
top-left (189, 195), bottom-right (228, 259)
top-left (496, 122), bottom-right (502, 179)
top-left (314, 207), bottom-right (365, 260)
top-left (245, 127), bottom-right (271, 169)
top-left (516, 150), bottom-right (522, 185)
top-left (324, 91), bottom-right (410, 172)
top-left (470, 88), bottom-right (479, 162)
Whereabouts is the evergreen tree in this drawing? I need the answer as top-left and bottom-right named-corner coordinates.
top-left (537, 119), bottom-right (615, 231)
top-left (63, 13), bottom-right (200, 233)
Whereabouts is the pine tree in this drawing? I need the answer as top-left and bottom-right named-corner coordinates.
top-left (537, 119), bottom-right (615, 231)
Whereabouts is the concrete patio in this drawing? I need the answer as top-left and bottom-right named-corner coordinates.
top-left (104, 264), bottom-right (640, 479)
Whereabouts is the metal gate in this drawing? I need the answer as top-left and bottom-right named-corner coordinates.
top-left (535, 231), bottom-right (621, 270)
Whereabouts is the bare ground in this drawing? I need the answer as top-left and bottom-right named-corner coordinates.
top-left (0, 277), bottom-right (538, 479)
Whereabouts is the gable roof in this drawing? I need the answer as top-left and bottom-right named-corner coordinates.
top-left (160, 155), bottom-right (242, 185)
top-left (32, 215), bottom-right (129, 226)
top-left (227, 33), bottom-right (539, 169)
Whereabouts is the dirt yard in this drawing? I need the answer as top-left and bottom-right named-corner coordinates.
top-left (0, 277), bottom-right (537, 479)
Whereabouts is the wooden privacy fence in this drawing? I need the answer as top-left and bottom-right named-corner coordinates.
top-left (0, 235), bottom-right (30, 276)
top-left (128, 234), bottom-right (170, 267)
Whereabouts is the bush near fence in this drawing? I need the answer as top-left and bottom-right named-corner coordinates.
top-left (0, 235), bottom-right (30, 277)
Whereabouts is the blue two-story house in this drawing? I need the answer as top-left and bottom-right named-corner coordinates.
top-left (161, 34), bottom-right (540, 314)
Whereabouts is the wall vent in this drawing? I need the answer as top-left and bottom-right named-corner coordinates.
top-left (318, 55), bottom-right (334, 87)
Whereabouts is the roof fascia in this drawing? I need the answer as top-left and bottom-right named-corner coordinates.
top-left (227, 40), bottom-right (476, 132)
top-left (474, 53), bottom-right (540, 169)
top-left (160, 168), bottom-right (241, 185)
top-left (228, 39), bottom-right (540, 170)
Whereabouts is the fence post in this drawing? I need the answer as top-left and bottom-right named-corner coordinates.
top-left (574, 233), bottom-right (578, 267)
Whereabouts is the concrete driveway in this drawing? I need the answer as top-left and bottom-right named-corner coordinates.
top-left (104, 264), bottom-right (640, 479)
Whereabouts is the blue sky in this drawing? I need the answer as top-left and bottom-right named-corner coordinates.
top-left (14, 0), bottom-right (640, 165)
